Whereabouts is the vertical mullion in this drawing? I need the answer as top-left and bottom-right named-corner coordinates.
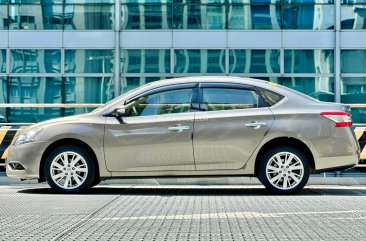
top-left (334, 0), bottom-right (341, 103)
top-left (170, 48), bottom-right (174, 76)
top-left (225, 48), bottom-right (229, 75)
top-left (115, 0), bottom-right (121, 97)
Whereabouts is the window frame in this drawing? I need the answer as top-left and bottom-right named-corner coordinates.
top-left (197, 82), bottom-right (267, 112)
top-left (122, 82), bottom-right (199, 117)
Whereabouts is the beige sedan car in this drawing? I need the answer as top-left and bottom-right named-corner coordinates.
top-left (6, 77), bottom-right (360, 194)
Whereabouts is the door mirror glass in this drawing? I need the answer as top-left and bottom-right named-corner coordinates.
top-left (113, 107), bottom-right (126, 117)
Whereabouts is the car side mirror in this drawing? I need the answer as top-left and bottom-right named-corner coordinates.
top-left (113, 107), bottom-right (126, 118)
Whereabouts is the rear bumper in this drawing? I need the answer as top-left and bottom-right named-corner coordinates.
top-left (315, 154), bottom-right (358, 172)
top-left (314, 164), bottom-right (355, 174)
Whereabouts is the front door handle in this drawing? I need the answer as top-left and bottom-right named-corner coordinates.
top-left (168, 125), bottom-right (190, 133)
top-left (245, 121), bottom-right (267, 129)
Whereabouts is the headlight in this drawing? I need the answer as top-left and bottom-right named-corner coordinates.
top-left (15, 128), bottom-right (43, 146)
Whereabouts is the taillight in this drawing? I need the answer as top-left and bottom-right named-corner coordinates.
top-left (320, 112), bottom-right (352, 127)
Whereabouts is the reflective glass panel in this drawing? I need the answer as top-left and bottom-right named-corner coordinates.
top-left (0, 49), bottom-right (5, 73)
top-left (284, 50), bottom-right (334, 74)
top-left (3, 76), bottom-right (111, 122)
top-left (0, 77), bottom-right (6, 123)
top-left (228, 4), bottom-right (281, 29)
top-left (341, 77), bottom-right (366, 123)
top-left (123, 0), bottom-right (172, 3)
top-left (121, 76), bottom-right (164, 93)
top-left (349, 108), bottom-right (366, 124)
top-left (174, 49), bottom-right (225, 73)
top-left (229, 49), bottom-right (280, 73)
top-left (121, 4), bottom-right (172, 29)
top-left (0, 77), bottom-right (6, 104)
top-left (10, 49), bottom-right (61, 73)
top-left (64, 4), bottom-right (114, 30)
top-left (8, 4), bottom-right (63, 30)
top-left (273, 77), bottom-right (335, 102)
top-left (65, 0), bottom-right (114, 3)
top-left (283, 0), bottom-right (334, 3)
top-left (341, 77), bottom-right (366, 103)
top-left (341, 50), bottom-right (366, 73)
top-left (282, 4), bottom-right (334, 29)
top-left (65, 49), bottom-right (114, 73)
top-left (229, 0), bottom-right (280, 3)
top-left (173, 4), bottom-right (226, 29)
top-left (64, 76), bottom-right (114, 104)
top-left (341, 5), bottom-right (366, 29)
top-left (0, 5), bottom-right (8, 30)
top-left (121, 49), bottom-right (170, 74)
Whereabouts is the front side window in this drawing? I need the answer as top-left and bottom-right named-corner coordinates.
top-left (125, 88), bottom-right (193, 117)
top-left (201, 88), bottom-right (259, 111)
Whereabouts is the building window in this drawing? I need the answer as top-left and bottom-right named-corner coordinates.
top-left (274, 77), bottom-right (335, 102)
top-left (229, 49), bottom-right (280, 74)
top-left (64, 49), bottom-right (114, 74)
top-left (173, 3), bottom-right (226, 29)
top-left (174, 49), bottom-right (225, 74)
top-left (121, 49), bottom-right (170, 74)
top-left (282, 2), bottom-right (334, 30)
top-left (341, 2), bottom-right (366, 30)
top-left (341, 50), bottom-right (366, 73)
top-left (284, 49), bottom-right (334, 74)
top-left (121, 3), bottom-right (172, 29)
top-left (10, 49), bottom-right (61, 73)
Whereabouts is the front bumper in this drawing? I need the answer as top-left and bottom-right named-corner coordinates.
top-left (6, 141), bottom-right (48, 180)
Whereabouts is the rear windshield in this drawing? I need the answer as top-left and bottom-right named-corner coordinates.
top-left (258, 88), bottom-right (284, 107)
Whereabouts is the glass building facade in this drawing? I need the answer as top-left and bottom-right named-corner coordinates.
top-left (0, 0), bottom-right (365, 123)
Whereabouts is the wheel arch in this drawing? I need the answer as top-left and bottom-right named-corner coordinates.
top-left (254, 137), bottom-right (315, 177)
top-left (39, 138), bottom-right (100, 183)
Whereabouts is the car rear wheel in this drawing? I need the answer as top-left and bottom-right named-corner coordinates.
top-left (258, 146), bottom-right (310, 194)
top-left (44, 145), bottom-right (95, 193)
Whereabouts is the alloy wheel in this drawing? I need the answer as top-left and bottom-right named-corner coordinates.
top-left (265, 151), bottom-right (304, 190)
top-left (50, 151), bottom-right (88, 189)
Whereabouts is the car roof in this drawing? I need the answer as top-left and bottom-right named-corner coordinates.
top-left (147, 76), bottom-right (268, 87)
top-left (142, 76), bottom-right (318, 103)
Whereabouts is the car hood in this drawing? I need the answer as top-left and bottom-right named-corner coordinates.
top-left (20, 113), bottom-right (89, 133)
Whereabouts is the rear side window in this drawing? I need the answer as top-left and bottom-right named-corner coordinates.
top-left (258, 88), bottom-right (284, 107)
top-left (201, 88), bottom-right (259, 111)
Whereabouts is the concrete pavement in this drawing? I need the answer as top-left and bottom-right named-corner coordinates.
top-left (1, 184), bottom-right (366, 240)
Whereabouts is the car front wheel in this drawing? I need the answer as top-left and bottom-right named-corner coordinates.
top-left (258, 146), bottom-right (310, 194)
top-left (44, 145), bottom-right (95, 193)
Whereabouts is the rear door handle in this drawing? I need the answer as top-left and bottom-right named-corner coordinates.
top-left (245, 121), bottom-right (267, 129)
top-left (168, 125), bottom-right (190, 133)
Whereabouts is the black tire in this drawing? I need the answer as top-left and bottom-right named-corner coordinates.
top-left (258, 146), bottom-right (310, 194)
top-left (44, 145), bottom-right (95, 193)
top-left (90, 177), bottom-right (101, 188)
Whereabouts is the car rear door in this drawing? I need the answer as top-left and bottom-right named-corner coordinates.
top-left (193, 83), bottom-right (274, 170)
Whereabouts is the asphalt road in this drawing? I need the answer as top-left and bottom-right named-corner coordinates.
top-left (1, 184), bottom-right (366, 240)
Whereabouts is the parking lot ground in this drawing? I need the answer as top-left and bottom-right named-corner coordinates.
top-left (2, 184), bottom-right (366, 241)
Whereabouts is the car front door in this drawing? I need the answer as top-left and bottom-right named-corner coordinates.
top-left (193, 83), bottom-right (274, 170)
top-left (104, 84), bottom-right (197, 172)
